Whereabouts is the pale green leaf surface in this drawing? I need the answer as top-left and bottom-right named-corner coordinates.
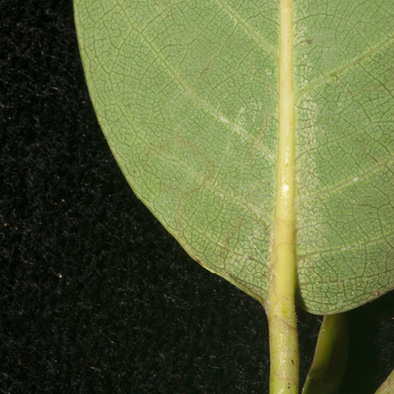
top-left (74, 0), bottom-right (394, 314)
top-left (375, 368), bottom-right (394, 394)
top-left (302, 314), bottom-right (348, 394)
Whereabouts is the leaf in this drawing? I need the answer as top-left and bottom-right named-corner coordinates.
top-left (74, 0), bottom-right (394, 315)
top-left (375, 368), bottom-right (394, 394)
top-left (302, 314), bottom-right (348, 394)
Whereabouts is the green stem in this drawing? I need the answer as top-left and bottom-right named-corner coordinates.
top-left (265, 0), bottom-right (298, 393)
top-left (265, 295), bottom-right (298, 394)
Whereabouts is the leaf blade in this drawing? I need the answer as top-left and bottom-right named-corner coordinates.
top-left (294, 1), bottom-right (394, 313)
top-left (74, 0), bottom-right (394, 313)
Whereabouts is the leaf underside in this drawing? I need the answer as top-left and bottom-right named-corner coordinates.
top-left (75, 0), bottom-right (394, 314)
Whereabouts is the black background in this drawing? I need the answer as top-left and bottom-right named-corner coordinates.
top-left (1, 1), bottom-right (393, 393)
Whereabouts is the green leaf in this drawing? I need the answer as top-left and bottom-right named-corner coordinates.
top-left (74, 0), bottom-right (394, 315)
top-left (375, 368), bottom-right (394, 394)
top-left (302, 314), bottom-right (348, 394)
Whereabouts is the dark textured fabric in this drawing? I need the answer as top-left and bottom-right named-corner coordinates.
top-left (1, 1), bottom-right (393, 393)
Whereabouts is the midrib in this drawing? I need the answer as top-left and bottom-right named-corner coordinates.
top-left (274, 0), bottom-right (296, 276)
top-left (265, 0), bottom-right (298, 392)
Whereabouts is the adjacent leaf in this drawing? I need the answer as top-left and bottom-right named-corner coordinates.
top-left (375, 368), bottom-right (394, 394)
top-left (74, 0), bottom-right (394, 314)
top-left (302, 314), bottom-right (348, 394)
